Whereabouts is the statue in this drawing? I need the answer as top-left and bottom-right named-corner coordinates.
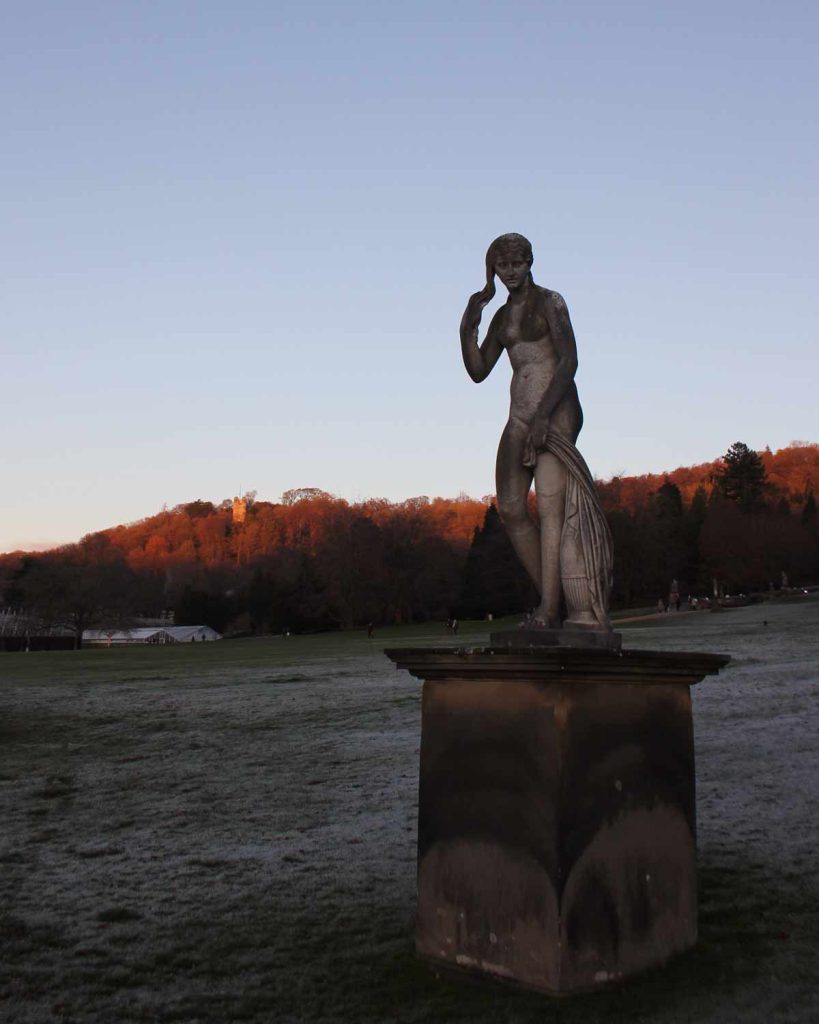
top-left (460, 233), bottom-right (613, 632)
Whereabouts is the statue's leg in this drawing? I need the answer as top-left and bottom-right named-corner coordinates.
top-left (533, 452), bottom-right (566, 628)
top-left (495, 422), bottom-right (540, 592)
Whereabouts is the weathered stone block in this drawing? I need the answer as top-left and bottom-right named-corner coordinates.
top-left (385, 647), bottom-right (729, 994)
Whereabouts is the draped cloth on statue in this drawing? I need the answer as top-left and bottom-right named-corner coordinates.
top-left (544, 433), bottom-right (614, 631)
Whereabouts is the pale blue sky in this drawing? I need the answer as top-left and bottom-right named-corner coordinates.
top-left (2, 1), bottom-right (817, 551)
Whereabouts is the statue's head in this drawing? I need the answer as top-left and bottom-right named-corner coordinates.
top-left (487, 233), bottom-right (533, 268)
top-left (485, 233), bottom-right (533, 296)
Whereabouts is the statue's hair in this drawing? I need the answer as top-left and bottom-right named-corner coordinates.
top-left (484, 233), bottom-right (534, 301)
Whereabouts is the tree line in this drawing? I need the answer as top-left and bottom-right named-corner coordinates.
top-left (1, 442), bottom-right (817, 645)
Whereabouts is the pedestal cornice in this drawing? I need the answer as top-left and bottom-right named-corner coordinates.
top-left (385, 645), bottom-right (730, 686)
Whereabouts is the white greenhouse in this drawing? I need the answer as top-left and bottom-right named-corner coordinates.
top-left (83, 625), bottom-right (222, 646)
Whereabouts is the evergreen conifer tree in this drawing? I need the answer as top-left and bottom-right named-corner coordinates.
top-left (802, 490), bottom-right (817, 526)
top-left (459, 504), bottom-right (537, 619)
top-left (714, 441), bottom-right (767, 511)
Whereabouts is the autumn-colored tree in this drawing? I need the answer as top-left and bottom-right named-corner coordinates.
top-left (19, 539), bottom-right (139, 647)
top-left (379, 509), bottom-right (460, 623)
top-left (314, 510), bottom-right (387, 628)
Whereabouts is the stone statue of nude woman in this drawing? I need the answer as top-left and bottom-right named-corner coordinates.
top-left (460, 233), bottom-right (613, 633)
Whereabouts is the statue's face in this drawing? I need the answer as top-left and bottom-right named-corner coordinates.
top-left (494, 253), bottom-right (530, 292)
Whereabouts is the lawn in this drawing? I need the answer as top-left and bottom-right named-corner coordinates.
top-left (1, 601), bottom-right (817, 1023)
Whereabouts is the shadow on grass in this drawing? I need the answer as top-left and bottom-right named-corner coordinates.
top-left (2, 854), bottom-right (813, 1023)
top-left (88, 853), bottom-right (810, 1024)
top-left (410, 857), bottom-right (806, 1022)
top-left (288, 858), bottom-right (807, 1024)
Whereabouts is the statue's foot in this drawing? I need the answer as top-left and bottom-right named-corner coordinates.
top-left (524, 606), bottom-right (561, 630)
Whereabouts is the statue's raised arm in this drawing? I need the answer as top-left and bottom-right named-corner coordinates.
top-left (460, 284), bottom-right (503, 383)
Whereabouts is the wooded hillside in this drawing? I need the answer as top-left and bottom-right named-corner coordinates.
top-left (2, 442), bottom-right (817, 641)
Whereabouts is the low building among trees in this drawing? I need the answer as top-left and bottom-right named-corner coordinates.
top-left (82, 625), bottom-right (221, 646)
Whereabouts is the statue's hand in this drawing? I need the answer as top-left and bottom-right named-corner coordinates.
top-left (523, 417), bottom-right (550, 469)
top-left (462, 286), bottom-right (492, 330)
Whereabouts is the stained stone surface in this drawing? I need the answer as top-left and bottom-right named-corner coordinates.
top-left (385, 646), bottom-right (730, 994)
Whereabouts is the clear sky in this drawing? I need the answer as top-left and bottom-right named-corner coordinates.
top-left (2, 0), bottom-right (817, 552)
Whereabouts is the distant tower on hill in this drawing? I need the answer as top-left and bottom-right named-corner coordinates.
top-left (232, 495), bottom-right (247, 524)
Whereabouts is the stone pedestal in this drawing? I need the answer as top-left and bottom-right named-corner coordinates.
top-left (384, 646), bottom-right (730, 995)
